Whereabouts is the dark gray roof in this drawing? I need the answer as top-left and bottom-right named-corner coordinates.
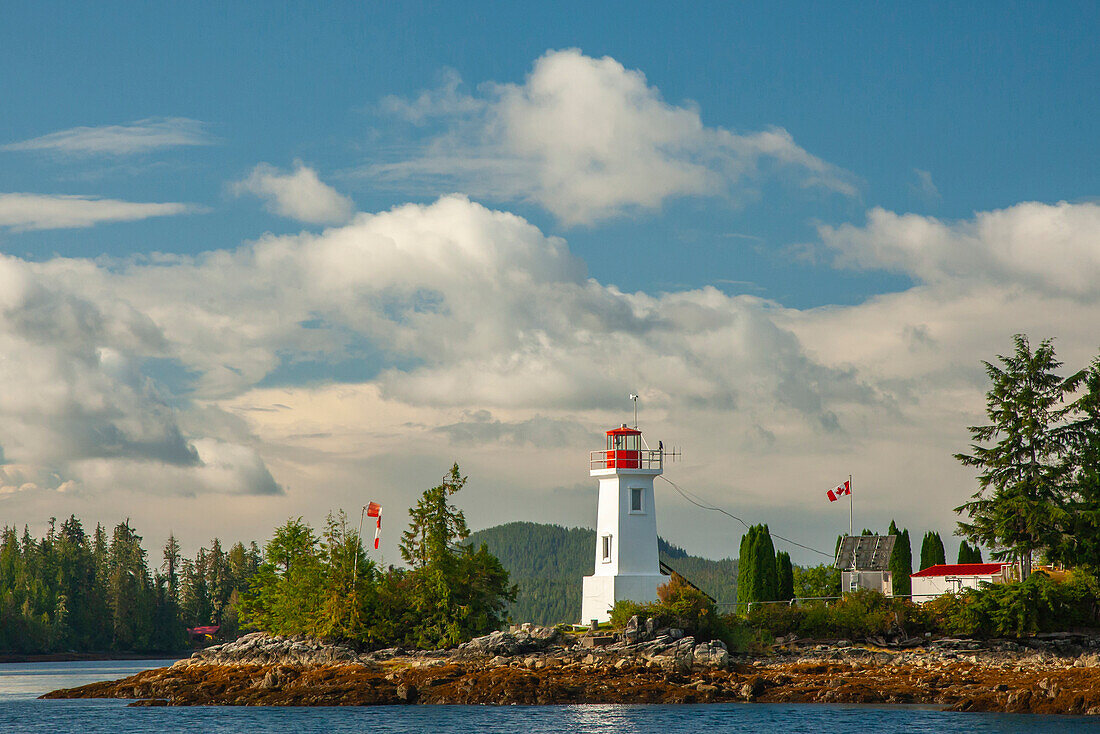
top-left (835, 535), bottom-right (896, 570)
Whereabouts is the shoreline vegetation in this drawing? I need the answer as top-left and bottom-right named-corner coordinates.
top-left (43, 627), bottom-right (1100, 715)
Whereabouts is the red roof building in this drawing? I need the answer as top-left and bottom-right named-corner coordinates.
top-left (910, 562), bottom-right (1011, 601)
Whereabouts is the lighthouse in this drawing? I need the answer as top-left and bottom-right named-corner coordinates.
top-left (580, 424), bottom-right (666, 624)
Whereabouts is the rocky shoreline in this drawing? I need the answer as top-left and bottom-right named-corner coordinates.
top-left (42, 626), bottom-right (1100, 715)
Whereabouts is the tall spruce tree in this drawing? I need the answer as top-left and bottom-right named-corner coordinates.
top-left (919, 531), bottom-right (946, 570)
top-left (887, 521), bottom-right (912, 597)
top-left (955, 334), bottom-right (1080, 577)
top-left (106, 520), bottom-right (153, 650)
top-left (1050, 357), bottom-right (1100, 569)
top-left (162, 533), bottom-right (181, 606)
top-left (396, 465), bottom-right (514, 648)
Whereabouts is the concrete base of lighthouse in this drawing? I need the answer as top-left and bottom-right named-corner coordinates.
top-left (580, 572), bottom-right (667, 625)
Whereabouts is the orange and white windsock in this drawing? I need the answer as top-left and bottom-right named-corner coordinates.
top-left (367, 502), bottom-right (382, 549)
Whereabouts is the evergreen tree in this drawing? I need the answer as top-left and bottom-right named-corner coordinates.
top-left (391, 465), bottom-right (515, 648)
top-left (162, 533), bottom-right (181, 606)
top-left (400, 463), bottom-right (471, 568)
top-left (106, 520), bottom-right (153, 650)
top-left (775, 551), bottom-right (794, 601)
top-left (955, 334), bottom-right (1080, 577)
top-left (317, 510), bottom-right (377, 640)
top-left (751, 525), bottom-right (779, 602)
top-left (736, 527), bottom-right (757, 610)
top-left (919, 531), bottom-right (946, 570)
top-left (1050, 357), bottom-right (1100, 569)
top-left (238, 519), bottom-right (323, 636)
top-left (887, 521), bottom-right (912, 597)
top-left (737, 524), bottom-right (778, 606)
top-left (957, 540), bottom-right (983, 564)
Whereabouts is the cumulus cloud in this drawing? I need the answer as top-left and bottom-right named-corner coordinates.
top-left (367, 49), bottom-right (857, 225)
top-left (2, 117), bottom-right (213, 156)
top-left (5, 193), bottom-right (1099, 560)
top-left (0, 254), bottom-right (281, 499)
top-left (233, 162), bottom-right (355, 225)
top-left (821, 201), bottom-right (1100, 297)
top-left (0, 193), bottom-right (197, 230)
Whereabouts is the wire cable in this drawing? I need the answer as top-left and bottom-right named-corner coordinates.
top-left (658, 475), bottom-right (834, 559)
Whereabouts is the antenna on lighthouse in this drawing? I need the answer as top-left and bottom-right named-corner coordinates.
top-left (629, 394), bottom-right (639, 428)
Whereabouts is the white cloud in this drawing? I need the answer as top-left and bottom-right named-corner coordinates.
top-left (367, 49), bottom-right (857, 225)
top-left (233, 162), bottom-right (355, 225)
top-left (821, 201), bottom-right (1100, 297)
top-left (4, 194), bottom-right (1099, 563)
top-left (2, 117), bottom-right (213, 156)
top-left (0, 193), bottom-right (197, 231)
top-left (0, 254), bottom-right (280, 500)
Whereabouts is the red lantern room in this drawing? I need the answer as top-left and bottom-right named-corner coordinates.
top-left (604, 424), bottom-right (642, 469)
top-left (589, 424), bottom-right (663, 473)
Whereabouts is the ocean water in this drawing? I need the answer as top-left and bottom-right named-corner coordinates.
top-left (0, 659), bottom-right (1096, 733)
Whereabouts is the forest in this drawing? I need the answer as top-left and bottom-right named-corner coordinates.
top-left (0, 516), bottom-right (258, 654)
top-left (0, 464), bottom-right (512, 654)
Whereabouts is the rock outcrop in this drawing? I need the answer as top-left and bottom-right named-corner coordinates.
top-left (41, 627), bottom-right (1100, 714)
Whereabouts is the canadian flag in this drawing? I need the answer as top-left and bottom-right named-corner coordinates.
top-left (826, 480), bottom-right (851, 503)
top-left (367, 502), bottom-right (382, 549)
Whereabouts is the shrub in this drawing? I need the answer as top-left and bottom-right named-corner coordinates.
top-left (609, 575), bottom-right (732, 645)
top-left (741, 589), bottom-right (931, 640)
top-left (923, 570), bottom-right (1100, 638)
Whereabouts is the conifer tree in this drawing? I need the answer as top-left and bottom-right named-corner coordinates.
top-left (955, 335), bottom-right (1080, 577)
top-left (736, 527), bottom-right (757, 610)
top-left (919, 531), bottom-right (946, 570)
top-left (1050, 356), bottom-right (1100, 569)
top-left (162, 533), bottom-right (181, 606)
top-left (106, 520), bottom-right (152, 650)
top-left (957, 540), bottom-right (983, 564)
top-left (887, 521), bottom-right (912, 597)
top-left (400, 463), bottom-right (470, 568)
top-left (738, 524), bottom-right (778, 606)
top-left (776, 551), bottom-right (794, 601)
top-left (751, 525), bottom-right (779, 602)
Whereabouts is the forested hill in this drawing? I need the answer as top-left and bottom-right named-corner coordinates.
top-left (464, 522), bottom-right (738, 625)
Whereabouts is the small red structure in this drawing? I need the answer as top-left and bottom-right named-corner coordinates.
top-left (604, 425), bottom-right (642, 469)
top-left (187, 625), bottom-right (220, 639)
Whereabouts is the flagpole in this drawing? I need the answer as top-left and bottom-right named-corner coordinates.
top-left (849, 474), bottom-right (853, 537)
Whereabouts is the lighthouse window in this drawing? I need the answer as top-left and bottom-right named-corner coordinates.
top-left (601, 534), bottom-right (612, 563)
top-left (630, 487), bottom-right (644, 513)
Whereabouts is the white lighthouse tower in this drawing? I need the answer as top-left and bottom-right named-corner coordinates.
top-left (580, 424), bottom-right (666, 624)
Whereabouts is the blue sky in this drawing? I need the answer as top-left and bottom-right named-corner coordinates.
top-left (0, 3), bottom-right (1098, 562)
top-left (4, 2), bottom-right (1096, 302)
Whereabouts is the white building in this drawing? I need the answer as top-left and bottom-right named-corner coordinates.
top-left (580, 425), bottom-right (666, 624)
top-left (910, 563), bottom-right (1011, 602)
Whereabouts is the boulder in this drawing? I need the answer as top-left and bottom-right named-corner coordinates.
top-left (692, 640), bottom-right (730, 669)
top-left (456, 625), bottom-right (563, 658)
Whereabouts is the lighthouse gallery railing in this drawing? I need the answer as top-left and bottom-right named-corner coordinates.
top-left (589, 449), bottom-right (663, 471)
